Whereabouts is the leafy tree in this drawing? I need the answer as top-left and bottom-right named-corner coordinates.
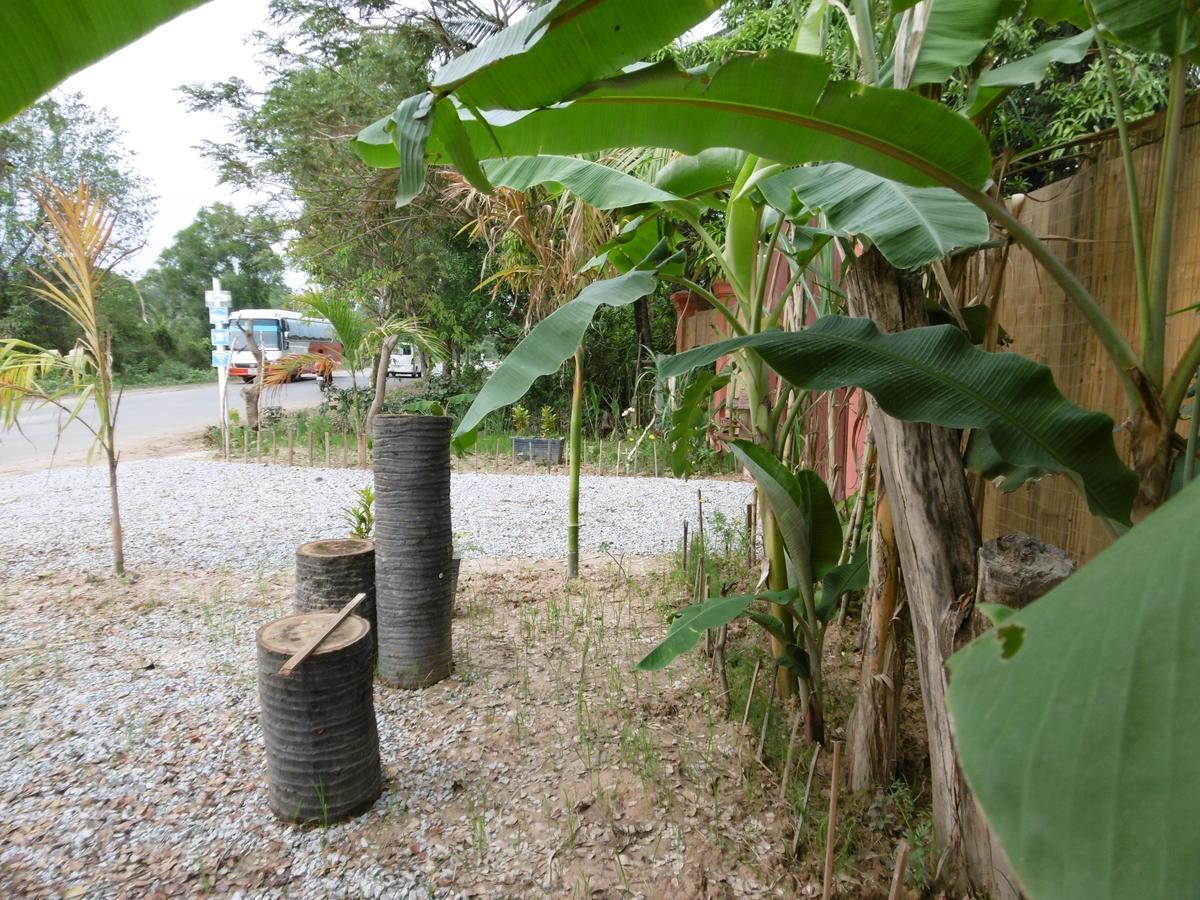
top-left (138, 202), bottom-right (288, 331)
top-left (1, 93), bottom-right (153, 352)
top-left (180, 1), bottom-right (495, 369)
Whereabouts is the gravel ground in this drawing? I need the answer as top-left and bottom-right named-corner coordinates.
top-left (0, 564), bottom-right (789, 899)
top-left (0, 459), bottom-right (753, 576)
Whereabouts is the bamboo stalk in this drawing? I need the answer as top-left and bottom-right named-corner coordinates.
top-left (821, 741), bottom-right (843, 900)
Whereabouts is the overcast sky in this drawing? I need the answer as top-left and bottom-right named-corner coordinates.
top-left (60, 0), bottom-right (286, 282)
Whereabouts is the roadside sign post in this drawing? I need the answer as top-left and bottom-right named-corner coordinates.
top-left (205, 278), bottom-right (233, 459)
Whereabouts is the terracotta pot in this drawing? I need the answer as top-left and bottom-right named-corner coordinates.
top-left (669, 289), bottom-right (713, 318)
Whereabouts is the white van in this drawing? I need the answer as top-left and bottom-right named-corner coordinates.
top-left (387, 345), bottom-right (422, 378)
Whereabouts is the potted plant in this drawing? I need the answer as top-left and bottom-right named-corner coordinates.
top-left (511, 403), bottom-right (564, 464)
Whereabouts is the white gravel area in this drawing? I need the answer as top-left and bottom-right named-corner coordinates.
top-left (0, 459), bottom-right (754, 576)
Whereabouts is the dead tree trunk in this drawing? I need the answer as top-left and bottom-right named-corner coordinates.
top-left (238, 323), bottom-right (266, 430)
top-left (846, 490), bottom-right (905, 791)
top-left (845, 248), bottom-right (1018, 899)
top-left (366, 335), bottom-right (399, 437)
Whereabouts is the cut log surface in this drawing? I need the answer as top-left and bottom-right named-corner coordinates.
top-left (256, 612), bottom-right (380, 823)
top-left (295, 538), bottom-right (376, 641)
top-left (373, 415), bottom-right (455, 689)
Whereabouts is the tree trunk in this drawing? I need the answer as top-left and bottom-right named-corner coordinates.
top-left (845, 248), bottom-right (1019, 899)
top-left (104, 421), bottom-right (124, 576)
top-left (366, 335), bottom-right (399, 437)
top-left (238, 322), bottom-right (266, 430)
top-left (846, 489), bottom-right (904, 791)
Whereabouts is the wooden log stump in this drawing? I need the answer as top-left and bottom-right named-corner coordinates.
top-left (256, 612), bottom-right (380, 823)
top-left (295, 538), bottom-right (376, 644)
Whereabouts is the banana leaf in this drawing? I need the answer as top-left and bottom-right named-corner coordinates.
top-left (757, 163), bottom-right (989, 268)
top-left (729, 440), bottom-right (842, 586)
top-left (659, 319), bottom-right (1137, 524)
top-left (948, 478), bottom-right (1200, 899)
top-left (356, 51), bottom-right (993, 201)
top-left (1090, 0), bottom-right (1198, 57)
top-left (453, 269), bottom-right (657, 451)
top-left (966, 29), bottom-right (1095, 119)
top-left (481, 155), bottom-right (680, 209)
top-left (882, 0), bottom-right (1012, 87)
top-left (636, 588), bottom-right (798, 671)
top-left (2, 0), bottom-right (207, 123)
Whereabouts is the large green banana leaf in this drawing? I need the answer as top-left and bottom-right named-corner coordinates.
top-left (636, 589), bottom-right (797, 671)
top-left (659, 319), bottom-right (1137, 524)
top-left (756, 163), bottom-right (989, 268)
top-left (355, 51), bottom-right (993, 200)
top-left (966, 28), bottom-right (1095, 118)
top-left (948, 478), bottom-right (1200, 899)
top-left (1090, 0), bottom-right (1198, 57)
top-left (452, 269), bottom-right (657, 451)
top-left (480, 155), bottom-right (680, 209)
top-left (882, 0), bottom-right (1011, 87)
top-left (432, 0), bottom-right (721, 112)
top-left (729, 440), bottom-right (842, 587)
top-left (1, 0), bottom-right (207, 123)
top-left (652, 149), bottom-right (748, 199)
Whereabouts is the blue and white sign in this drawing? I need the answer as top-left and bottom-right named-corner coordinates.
top-left (208, 306), bottom-right (229, 324)
top-left (205, 289), bottom-right (232, 309)
top-left (210, 328), bottom-right (229, 347)
top-left (211, 350), bottom-right (231, 369)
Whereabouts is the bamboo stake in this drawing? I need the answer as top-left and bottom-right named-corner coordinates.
top-left (746, 503), bottom-right (755, 568)
top-left (255, 426), bottom-right (262, 463)
top-left (741, 659), bottom-right (761, 731)
top-left (888, 840), bottom-right (911, 900)
top-left (757, 661), bottom-right (779, 761)
top-left (653, 441), bottom-right (659, 477)
top-left (821, 741), bottom-right (843, 900)
top-left (792, 745), bottom-right (822, 856)
top-left (682, 520), bottom-right (689, 572)
top-left (308, 430), bottom-right (315, 466)
top-left (324, 432), bottom-right (331, 466)
top-left (780, 707), bottom-right (803, 799)
top-left (271, 428), bottom-right (278, 463)
top-left (242, 426), bottom-right (248, 463)
top-left (357, 431), bottom-right (368, 468)
top-left (287, 429), bottom-right (295, 466)
top-left (341, 429), bottom-right (348, 467)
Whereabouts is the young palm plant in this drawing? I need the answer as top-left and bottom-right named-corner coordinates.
top-left (267, 292), bottom-right (444, 435)
top-left (0, 180), bottom-right (135, 574)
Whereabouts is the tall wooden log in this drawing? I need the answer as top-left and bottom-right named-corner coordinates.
top-left (256, 612), bottom-right (380, 823)
top-left (845, 247), bottom-right (1017, 898)
top-left (846, 490), bottom-right (907, 791)
top-left (373, 415), bottom-right (455, 688)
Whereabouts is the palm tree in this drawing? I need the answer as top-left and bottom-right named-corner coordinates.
top-left (269, 292), bottom-right (443, 435)
top-left (0, 180), bottom-right (136, 574)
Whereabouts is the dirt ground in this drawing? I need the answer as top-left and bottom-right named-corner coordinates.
top-left (0, 555), bottom-right (931, 898)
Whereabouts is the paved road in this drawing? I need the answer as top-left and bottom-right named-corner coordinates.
top-left (0, 372), bottom-right (369, 474)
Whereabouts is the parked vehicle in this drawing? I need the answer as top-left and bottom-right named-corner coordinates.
top-left (228, 309), bottom-right (342, 383)
top-left (387, 344), bottom-right (422, 378)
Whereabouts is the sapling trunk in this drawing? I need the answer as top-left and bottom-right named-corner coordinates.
top-left (567, 351), bottom-right (583, 578)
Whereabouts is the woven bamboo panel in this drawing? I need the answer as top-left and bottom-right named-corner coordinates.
top-left (978, 97), bottom-right (1200, 563)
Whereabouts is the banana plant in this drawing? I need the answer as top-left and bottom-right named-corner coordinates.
top-left (355, 0), bottom-right (1199, 511)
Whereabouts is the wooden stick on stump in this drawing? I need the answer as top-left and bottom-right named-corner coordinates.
top-left (278, 592), bottom-right (366, 676)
